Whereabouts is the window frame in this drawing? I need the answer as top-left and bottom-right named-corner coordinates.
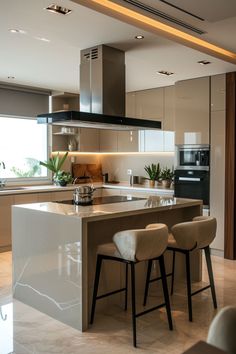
top-left (0, 115), bottom-right (52, 185)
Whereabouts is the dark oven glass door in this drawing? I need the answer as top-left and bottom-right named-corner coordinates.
top-left (174, 170), bottom-right (209, 205)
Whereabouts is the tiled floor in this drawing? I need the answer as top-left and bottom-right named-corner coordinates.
top-left (0, 251), bottom-right (236, 354)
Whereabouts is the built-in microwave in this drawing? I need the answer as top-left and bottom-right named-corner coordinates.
top-left (176, 145), bottom-right (210, 170)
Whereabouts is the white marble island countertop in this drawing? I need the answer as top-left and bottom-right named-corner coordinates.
top-left (14, 196), bottom-right (202, 222)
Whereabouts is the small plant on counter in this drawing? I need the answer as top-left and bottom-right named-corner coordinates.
top-left (53, 170), bottom-right (72, 186)
top-left (39, 152), bottom-right (70, 186)
top-left (144, 163), bottom-right (161, 188)
top-left (160, 167), bottom-right (174, 188)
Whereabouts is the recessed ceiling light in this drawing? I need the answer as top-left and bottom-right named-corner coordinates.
top-left (157, 70), bottom-right (174, 76)
top-left (35, 37), bottom-right (51, 42)
top-left (8, 29), bottom-right (26, 34)
top-left (198, 60), bottom-right (212, 65)
top-left (135, 35), bottom-right (144, 39)
top-left (7, 76), bottom-right (15, 79)
top-left (45, 4), bottom-right (72, 15)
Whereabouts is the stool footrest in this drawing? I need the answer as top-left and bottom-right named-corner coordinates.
top-left (97, 287), bottom-right (126, 300)
top-left (136, 303), bottom-right (166, 318)
top-left (191, 285), bottom-right (211, 297)
top-left (149, 272), bottom-right (172, 283)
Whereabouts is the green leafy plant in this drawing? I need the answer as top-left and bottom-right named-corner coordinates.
top-left (160, 167), bottom-right (174, 181)
top-left (40, 152), bottom-right (69, 185)
top-left (144, 163), bottom-right (161, 181)
top-left (54, 170), bottom-right (72, 186)
top-left (40, 152), bottom-right (68, 174)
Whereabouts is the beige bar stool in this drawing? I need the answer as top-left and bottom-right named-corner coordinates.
top-left (143, 216), bottom-right (217, 322)
top-left (207, 306), bottom-right (236, 354)
top-left (90, 224), bottom-right (173, 347)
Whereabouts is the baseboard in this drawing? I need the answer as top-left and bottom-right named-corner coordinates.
top-left (210, 248), bottom-right (224, 258)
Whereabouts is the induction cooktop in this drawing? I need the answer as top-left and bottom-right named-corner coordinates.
top-left (55, 195), bottom-right (146, 206)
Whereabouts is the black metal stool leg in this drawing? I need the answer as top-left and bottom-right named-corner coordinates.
top-left (159, 255), bottom-right (173, 330)
top-left (130, 263), bottom-right (137, 348)
top-left (90, 255), bottom-right (103, 324)
top-left (185, 252), bottom-right (193, 322)
top-left (204, 246), bottom-right (217, 309)
top-left (171, 251), bottom-right (176, 295)
top-left (143, 260), bottom-right (153, 306)
top-left (124, 263), bottom-right (128, 311)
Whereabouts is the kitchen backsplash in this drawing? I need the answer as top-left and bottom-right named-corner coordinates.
top-left (100, 153), bottom-right (174, 182)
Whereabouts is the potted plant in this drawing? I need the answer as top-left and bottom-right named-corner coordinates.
top-left (160, 167), bottom-right (174, 188)
top-left (40, 152), bottom-right (72, 186)
top-left (53, 170), bottom-right (72, 186)
top-left (144, 163), bottom-right (161, 188)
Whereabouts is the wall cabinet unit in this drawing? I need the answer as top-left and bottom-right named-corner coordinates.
top-left (175, 77), bottom-right (210, 145)
top-left (211, 74), bottom-right (226, 112)
top-left (164, 86), bottom-right (175, 131)
top-left (117, 131), bottom-right (139, 152)
top-left (135, 88), bottom-right (164, 122)
top-left (52, 92), bottom-right (80, 112)
top-left (99, 130), bottom-right (118, 152)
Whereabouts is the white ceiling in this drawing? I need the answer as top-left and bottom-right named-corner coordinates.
top-left (0, 0), bottom-right (236, 93)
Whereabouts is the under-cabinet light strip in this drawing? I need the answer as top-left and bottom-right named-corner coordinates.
top-left (52, 151), bottom-right (175, 156)
top-left (90, 0), bottom-right (236, 63)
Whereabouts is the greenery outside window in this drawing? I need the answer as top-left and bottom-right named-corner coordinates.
top-left (0, 116), bottom-right (49, 182)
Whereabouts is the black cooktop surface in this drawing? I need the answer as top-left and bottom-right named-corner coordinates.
top-left (56, 195), bottom-right (146, 206)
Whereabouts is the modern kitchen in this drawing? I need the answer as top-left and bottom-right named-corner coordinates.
top-left (1, 1), bottom-right (236, 353)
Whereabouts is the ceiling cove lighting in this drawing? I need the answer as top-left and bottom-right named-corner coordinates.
top-left (157, 70), bottom-right (174, 76)
top-left (86, 0), bottom-right (236, 64)
top-left (45, 4), bottom-right (72, 15)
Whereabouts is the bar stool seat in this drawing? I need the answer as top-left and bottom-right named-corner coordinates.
top-left (90, 224), bottom-right (173, 347)
top-left (143, 216), bottom-right (217, 322)
top-left (97, 243), bottom-right (122, 259)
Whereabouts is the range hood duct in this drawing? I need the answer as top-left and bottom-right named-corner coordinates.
top-left (37, 45), bottom-right (161, 130)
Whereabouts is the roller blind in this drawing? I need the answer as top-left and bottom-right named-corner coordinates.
top-left (0, 83), bottom-right (51, 118)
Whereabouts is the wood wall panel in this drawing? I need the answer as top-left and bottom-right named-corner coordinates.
top-left (225, 72), bottom-right (236, 259)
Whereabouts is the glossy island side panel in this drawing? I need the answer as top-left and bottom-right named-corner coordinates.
top-left (12, 207), bottom-right (83, 331)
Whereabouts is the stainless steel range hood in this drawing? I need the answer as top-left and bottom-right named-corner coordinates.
top-left (37, 45), bottom-right (161, 130)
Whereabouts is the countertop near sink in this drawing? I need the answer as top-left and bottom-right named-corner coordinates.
top-left (0, 182), bottom-right (174, 196)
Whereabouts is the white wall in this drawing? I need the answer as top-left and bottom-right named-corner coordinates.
top-left (100, 153), bottom-right (174, 182)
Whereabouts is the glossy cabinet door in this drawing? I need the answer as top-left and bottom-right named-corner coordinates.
top-left (175, 77), bottom-right (210, 145)
top-left (211, 74), bottom-right (226, 112)
top-left (135, 88), bottom-right (164, 122)
top-left (139, 130), bottom-right (174, 152)
top-left (117, 131), bottom-right (139, 152)
top-left (210, 110), bottom-right (225, 252)
top-left (126, 92), bottom-right (136, 118)
top-left (99, 130), bottom-right (118, 152)
top-left (164, 86), bottom-right (175, 131)
top-left (0, 195), bottom-right (14, 250)
top-left (79, 128), bottom-right (100, 152)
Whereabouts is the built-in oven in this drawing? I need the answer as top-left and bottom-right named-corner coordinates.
top-left (174, 169), bottom-right (209, 207)
top-left (176, 145), bottom-right (210, 170)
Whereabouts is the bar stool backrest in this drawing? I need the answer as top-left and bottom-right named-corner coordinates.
top-left (113, 224), bottom-right (168, 262)
top-left (171, 216), bottom-right (217, 250)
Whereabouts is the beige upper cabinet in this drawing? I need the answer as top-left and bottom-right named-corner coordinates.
top-left (164, 86), bottom-right (175, 131)
top-left (175, 77), bottom-right (210, 145)
top-left (117, 131), bottom-right (139, 152)
top-left (100, 130), bottom-right (118, 152)
top-left (135, 88), bottom-right (164, 122)
top-left (211, 74), bottom-right (226, 112)
top-left (126, 92), bottom-right (137, 118)
top-left (79, 128), bottom-right (100, 152)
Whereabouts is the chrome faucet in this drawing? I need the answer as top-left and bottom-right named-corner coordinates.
top-left (0, 161), bottom-right (6, 188)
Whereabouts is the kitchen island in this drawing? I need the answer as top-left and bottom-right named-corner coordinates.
top-left (12, 195), bottom-right (202, 331)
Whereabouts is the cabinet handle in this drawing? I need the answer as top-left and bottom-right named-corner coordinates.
top-left (178, 177), bottom-right (201, 181)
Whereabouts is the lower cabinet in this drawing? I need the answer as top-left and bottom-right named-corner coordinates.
top-left (0, 190), bottom-right (74, 251)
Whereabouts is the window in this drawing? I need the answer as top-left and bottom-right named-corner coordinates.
top-left (0, 117), bottom-right (48, 180)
